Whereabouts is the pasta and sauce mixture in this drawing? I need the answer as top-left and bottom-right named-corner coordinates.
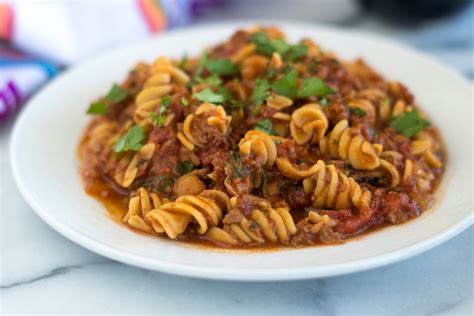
top-left (79, 27), bottom-right (444, 248)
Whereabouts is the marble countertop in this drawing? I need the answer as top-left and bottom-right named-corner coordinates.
top-left (1, 3), bottom-right (473, 315)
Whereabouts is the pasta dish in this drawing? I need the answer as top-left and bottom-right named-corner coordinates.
top-left (79, 27), bottom-right (444, 248)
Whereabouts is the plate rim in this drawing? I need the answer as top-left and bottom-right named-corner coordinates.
top-left (10, 20), bottom-right (474, 281)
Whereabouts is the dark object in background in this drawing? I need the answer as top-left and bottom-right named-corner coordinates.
top-left (360, 0), bottom-right (471, 21)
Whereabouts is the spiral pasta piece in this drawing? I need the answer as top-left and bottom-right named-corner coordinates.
top-left (205, 205), bottom-right (297, 246)
top-left (146, 190), bottom-right (230, 239)
top-left (290, 103), bottom-right (328, 145)
top-left (319, 120), bottom-right (382, 170)
top-left (239, 130), bottom-right (278, 168)
top-left (303, 160), bottom-right (371, 210)
top-left (114, 143), bottom-right (156, 188)
top-left (379, 99), bottom-right (413, 122)
top-left (411, 132), bottom-right (442, 168)
top-left (275, 158), bottom-right (320, 180)
top-left (267, 93), bottom-right (293, 110)
top-left (177, 103), bottom-right (232, 150)
top-left (307, 211), bottom-right (338, 235)
top-left (123, 187), bottom-right (164, 233)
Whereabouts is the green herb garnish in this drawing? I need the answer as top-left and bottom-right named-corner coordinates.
top-left (350, 107), bottom-right (367, 117)
top-left (252, 79), bottom-right (270, 105)
top-left (196, 74), bottom-right (222, 86)
top-left (150, 95), bottom-right (171, 126)
top-left (232, 151), bottom-right (244, 178)
top-left (178, 53), bottom-right (188, 70)
top-left (113, 125), bottom-right (145, 153)
top-left (271, 70), bottom-right (298, 99)
top-left (285, 43), bottom-right (308, 61)
top-left (320, 98), bottom-right (329, 107)
top-left (250, 32), bottom-right (307, 61)
top-left (262, 170), bottom-right (268, 197)
top-left (249, 221), bottom-right (259, 230)
top-left (298, 77), bottom-right (335, 98)
top-left (175, 160), bottom-right (196, 176)
top-left (105, 84), bottom-right (127, 103)
top-left (181, 97), bottom-right (189, 107)
top-left (193, 53), bottom-right (209, 80)
top-left (390, 110), bottom-right (430, 138)
top-left (206, 58), bottom-right (238, 76)
top-left (150, 176), bottom-right (174, 192)
top-left (254, 119), bottom-right (279, 136)
top-left (193, 88), bottom-right (225, 104)
top-left (309, 59), bottom-right (318, 73)
top-left (86, 101), bottom-right (108, 115)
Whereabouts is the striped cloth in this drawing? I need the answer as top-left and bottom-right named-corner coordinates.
top-left (0, 0), bottom-right (221, 121)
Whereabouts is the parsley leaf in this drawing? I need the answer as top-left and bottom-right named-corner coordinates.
top-left (252, 79), bottom-right (270, 105)
top-left (309, 59), bottom-right (318, 73)
top-left (250, 32), bottom-right (278, 56)
top-left (286, 44), bottom-right (308, 61)
top-left (178, 53), bottom-right (188, 70)
top-left (261, 170), bottom-right (268, 197)
top-left (351, 107), bottom-right (367, 117)
top-left (206, 59), bottom-right (238, 76)
top-left (298, 77), bottom-right (335, 98)
top-left (232, 152), bottom-right (244, 178)
top-left (271, 70), bottom-right (298, 99)
top-left (196, 74), bottom-right (222, 86)
top-left (250, 32), bottom-right (307, 61)
top-left (150, 95), bottom-right (171, 126)
top-left (151, 176), bottom-right (174, 192)
top-left (320, 98), bottom-right (329, 107)
top-left (193, 88), bottom-right (225, 103)
top-left (105, 84), bottom-right (127, 103)
top-left (181, 97), bottom-right (189, 107)
top-left (113, 125), bottom-right (145, 153)
top-left (175, 160), bottom-right (196, 176)
top-left (86, 101), bottom-right (108, 115)
top-left (194, 53), bottom-right (208, 79)
top-left (390, 110), bottom-right (430, 138)
top-left (254, 119), bottom-right (279, 136)
top-left (217, 86), bottom-right (234, 102)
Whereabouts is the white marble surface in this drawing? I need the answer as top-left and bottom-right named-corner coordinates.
top-left (1, 3), bottom-right (473, 315)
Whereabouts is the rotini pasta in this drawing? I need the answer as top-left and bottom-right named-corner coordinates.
top-left (79, 26), bottom-right (444, 249)
top-left (319, 120), bottom-right (383, 170)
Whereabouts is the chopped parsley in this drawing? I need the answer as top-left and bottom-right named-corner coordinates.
top-left (86, 84), bottom-right (128, 115)
top-left (232, 151), bottom-right (244, 178)
top-left (250, 32), bottom-right (308, 61)
top-left (350, 107), bottom-right (367, 117)
top-left (113, 125), bottom-right (145, 153)
top-left (285, 43), bottom-right (308, 61)
top-left (193, 53), bottom-right (209, 80)
top-left (105, 84), bottom-right (127, 103)
top-left (254, 119), bottom-right (279, 136)
top-left (175, 160), bottom-right (196, 176)
top-left (320, 98), bottom-right (329, 107)
top-left (193, 88), bottom-right (225, 104)
top-left (390, 110), bottom-right (430, 138)
top-left (196, 74), bottom-right (222, 86)
top-left (271, 70), bottom-right (298, 99)
top-left (298, 77), bottom-right (335, 98)
top-left (252, 79), bottom-right (270, 105)
top-left (206, 58), bottom-right (238, 76)
top-left (309, 59), bottom-right (318, 73)
top-left (273, 139), bottom-right (282, 145)
top-left (86, 101), bottom-right (108, 115)
top-left (181, 97), bottom-right (189, 107)
top-left (249, 221), bottom-right (259, 230)
top-left (150, 95), bottom-right (171, 126)
top-left (178, 53), bottom-right (188, 70)
top-left (261, 170), bottom-right (268, 197)
top-left (150, 176), bottom-right (174, 192)
top-left (381, 97), bottom-right (390, 107)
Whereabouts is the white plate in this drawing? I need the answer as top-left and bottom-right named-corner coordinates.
top-left (10, 21), bottom-right (473, 281)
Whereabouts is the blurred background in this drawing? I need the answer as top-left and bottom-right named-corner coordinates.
top-left (0, 0), bottom-right (472, 122)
